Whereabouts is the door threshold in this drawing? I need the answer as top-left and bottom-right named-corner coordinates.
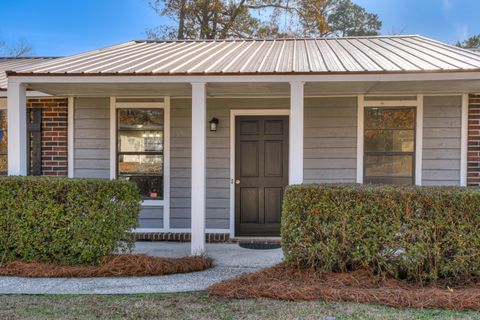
top-left (231, 236), bottom-right (281, 244)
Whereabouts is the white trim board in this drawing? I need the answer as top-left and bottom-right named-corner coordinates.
top-left (229, 109), bottom-right (290, 239)
top-left (461, 94), bottom-right (469, 186)
top-left (67, 97), bottom-right (75, 178)
top-left (356, 95), bottom-right (365, 183)
top-left (415, 95), bottom-right (424, 186)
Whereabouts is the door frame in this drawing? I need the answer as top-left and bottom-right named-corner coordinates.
top-left (229, 109), bottom-right (290, 238)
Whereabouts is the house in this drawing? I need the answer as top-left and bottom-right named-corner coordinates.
top-left (4, 35), bottom-right (480, 254)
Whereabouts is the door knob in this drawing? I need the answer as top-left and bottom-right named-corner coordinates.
top-left (235, 180), bottom-right (241, 185)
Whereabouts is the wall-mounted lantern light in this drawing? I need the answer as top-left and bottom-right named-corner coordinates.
top-left (209, 117), bottom-right (219, 131)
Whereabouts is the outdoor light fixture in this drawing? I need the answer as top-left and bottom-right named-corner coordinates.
top-left (209, 117), bottom-right (219, 131)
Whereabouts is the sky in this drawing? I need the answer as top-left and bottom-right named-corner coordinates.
top-left (0, 0), bottom-right (479, 57)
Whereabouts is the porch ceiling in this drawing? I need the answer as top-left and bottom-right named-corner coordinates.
top-left (26, 79), bottom-right (480, 97)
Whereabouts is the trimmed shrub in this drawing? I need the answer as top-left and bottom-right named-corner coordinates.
top-left (0, 176), bottom-right (141, 265)
top-left (281, 184), bottom-right (480, 284)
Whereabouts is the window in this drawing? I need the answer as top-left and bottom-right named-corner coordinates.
top-left (364, 107), bottom-right (415, 185)
top-left (0, 110), bottom-right (7, 175)
top-left (117, 108), bottom-right (164, 199)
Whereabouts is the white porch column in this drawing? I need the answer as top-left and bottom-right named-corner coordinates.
top-left (191, 82), bottom-right (207, 255)
top-left (7, 80), bottom-right (27, 175)
top-left (289, 81), bottom-right (304, 184)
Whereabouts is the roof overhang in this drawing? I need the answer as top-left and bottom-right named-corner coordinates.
top-left (7, 70), bottom-right (480, 83)
top-left (4, 71), bottom-right (480, 97)
top-left (0, 89), bottom-right (51, 98)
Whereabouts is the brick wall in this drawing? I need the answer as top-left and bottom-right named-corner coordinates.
top-left (468, 94), bottom-right (480, 186)
top-left (27, 98), bottom-right (68, 176)
top-left (136, 232), bottom-right (230, 243)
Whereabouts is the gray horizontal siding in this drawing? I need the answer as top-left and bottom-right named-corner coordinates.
top-left (422, 96), bottom-right (461, 186)
top-left (139, 206), bottom-right (163, 229)
top-left (303, 97), bottom-right (357, 183)
top-left (169, 97), bottom-right (289, 229)
top-left (74, 97), bottom-right (110, 179)
top-left (170, 98), bottom-right (191, 229)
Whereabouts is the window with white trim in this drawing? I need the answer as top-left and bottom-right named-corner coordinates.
top-left (117, 108), bottom-right (164, 199)
top-left (364, 107), bottom-right (415, 185)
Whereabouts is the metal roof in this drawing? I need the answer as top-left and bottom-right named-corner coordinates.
top-left (7, 35), bottom-right (480, 77)
top-left (0, 57), bottom-right (57, 90)
top-left (470, 48), bottom-right (480, 55)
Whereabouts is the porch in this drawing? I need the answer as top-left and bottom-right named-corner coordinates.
top-left (6, 77), bottom-right (475, 254)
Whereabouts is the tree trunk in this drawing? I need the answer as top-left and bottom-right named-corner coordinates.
top-left (177, 0), bottom-right (186, 39)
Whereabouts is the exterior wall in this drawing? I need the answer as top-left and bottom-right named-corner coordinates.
top-left (422, 96), bottom-right (462, 186)
top-left (303, 97), bottom-right (357, 183)
top-left (138, 206), bottom-right (163, 229)
top-left (27, 98), bottom-right (69, 176)
top-left (70, 95), bottom-right (468, 232)
top-left (74, 98), bottom-right (110, 179)
top-left (468, 94), bottom-right (480, 186)
top-left (169, 97), bottom-right (290, 229)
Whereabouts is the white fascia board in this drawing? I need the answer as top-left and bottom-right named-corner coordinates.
top-left (6, 71), bottom-right (480, 84)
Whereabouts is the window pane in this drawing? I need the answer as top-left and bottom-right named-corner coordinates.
top-left (118, 109), bottom-right (164, 130)
top-left (118, 154), bottom-right (163, 175)
top-left (119, 175), bottom-right (163, 199)
top-left (365, 108), bottom-right (415, 129)
top-left (365, 129), bottom-right (414, 152)
top-left (118, 130), bottom-right (163, 152)
top-left (365, 154), bottom-right (413, 177)
top-left (117, 107), bottom-right (164, 199)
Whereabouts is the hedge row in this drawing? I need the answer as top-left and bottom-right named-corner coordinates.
top-left (0, 177), bottom-right (141, 265)
top-left (281, 184), bottom-right (480, 284)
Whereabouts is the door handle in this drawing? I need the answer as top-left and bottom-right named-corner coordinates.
top-left (235, 180), bottom-right (241, 185)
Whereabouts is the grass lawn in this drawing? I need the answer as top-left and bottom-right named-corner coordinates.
top-left (1, 293), bottom-right (479, 320)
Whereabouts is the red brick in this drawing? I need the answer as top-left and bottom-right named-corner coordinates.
top-left (468, 94), bottom-right (480, 186)
top-left (27, 98), bottom-right (68, 176)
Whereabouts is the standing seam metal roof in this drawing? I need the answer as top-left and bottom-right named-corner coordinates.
top-left (7, 35), bottom-right (480, 76)
top-left (0, 57), bottom-right (58, 90)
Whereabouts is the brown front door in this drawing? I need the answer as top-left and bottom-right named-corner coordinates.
top-left (235, 116), bottom-right (289, 236)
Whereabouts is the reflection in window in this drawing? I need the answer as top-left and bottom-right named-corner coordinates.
top-left (117, 108), bottom-right (164, 199)
top-left (0, 110), bottom-right (7, 175)
top-left (364, 108), bottom-right (415, 185)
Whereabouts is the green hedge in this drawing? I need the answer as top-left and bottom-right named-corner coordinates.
top-left (281, 184), bottom-right (480, 284)
top-left (0, 177), bottom-right (141, 265)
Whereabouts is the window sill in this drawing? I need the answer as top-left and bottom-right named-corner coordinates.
top-left (141, 199), bottom-right (164, 206)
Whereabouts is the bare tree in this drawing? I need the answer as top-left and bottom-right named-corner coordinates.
top-left (0, 38), bottom-right (34, 57)
top-left (147, 0), bottom-right (330, 40)
top-left (146, 0), bottom-right (381, 40)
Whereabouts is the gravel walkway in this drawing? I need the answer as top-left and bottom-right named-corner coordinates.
top-left (0, 242), bottom-right (283, 294)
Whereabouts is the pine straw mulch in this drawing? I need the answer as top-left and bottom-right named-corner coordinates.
top-left (207, 263), bottom-right (480, 311)
top-left (0, 254), bottom-right (213, 278)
